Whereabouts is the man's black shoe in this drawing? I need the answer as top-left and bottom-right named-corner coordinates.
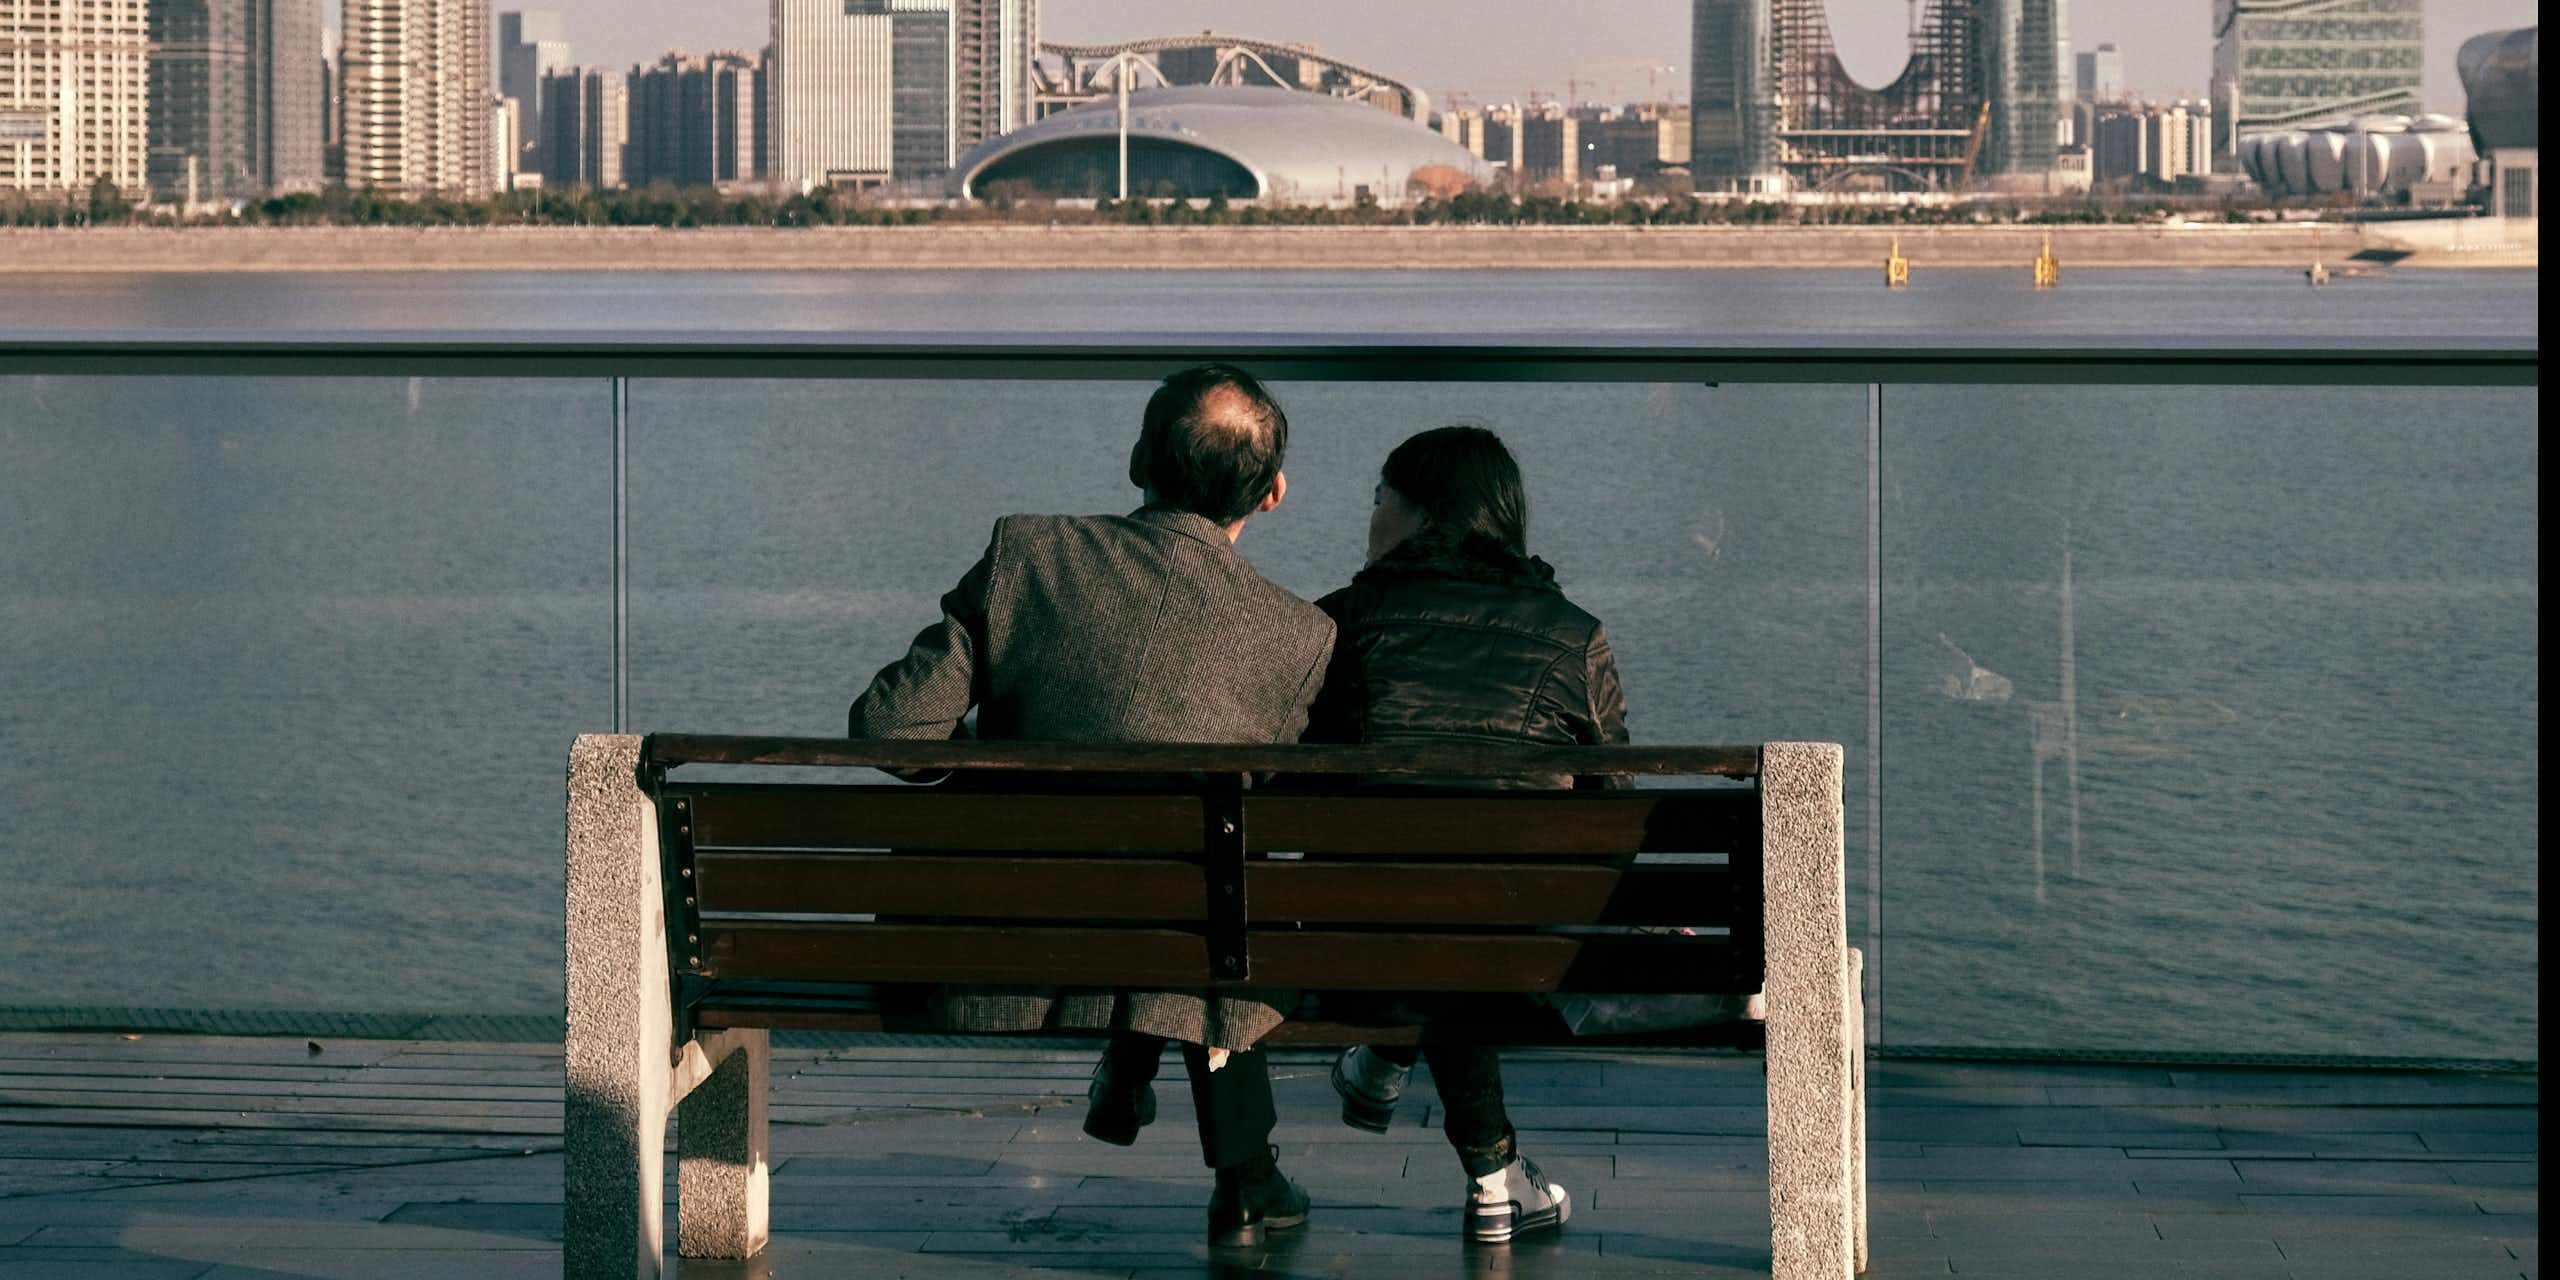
top-left (1207, 1146), bottom-right (1310, 1248)
top-left (1081, 1054), bottom-right (1156, 1147)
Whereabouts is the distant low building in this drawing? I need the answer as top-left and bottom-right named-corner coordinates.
top-left (952, 85), bottom-right (1492, 206)
top-left (2457, 26), bottom-right (2536, 220)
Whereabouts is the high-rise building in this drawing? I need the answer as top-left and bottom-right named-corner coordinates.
top-left (147, 0), bottom-right (323, 203)
top-left (1985, 0), bottom-right (2069, 176)
top-left (2211, 0), bottom-right (2422, 167)
top-left (539, 67), bottom-right (627, 188)
top-left (2076, 43), bottom-right (2124, 103)
top-left (320, 27), bottom-right (343, 180)
top-left (0, 0), bottom-right (151, 193)
top-left (1693, 0), bottom-right (2039, 193)
top-left (2091, 99), bottom-right (2212, 184)
top-left (949, 0), bottom-right (1034, 154)
top-left (630, 51), bottom-right (766, 187)
top-left (769, 0), bottom-right (951, 192)
top-left (497, 11), bottom-right (570, 176)
top-left (1519, 107), bottom-right (1579, 185)
top-left (343, 0), bottom-right (493, 196)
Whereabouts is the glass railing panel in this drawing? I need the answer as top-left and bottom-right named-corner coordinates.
top-left (0, 375), bottom-right (612, 1018)
top-left (624, 375), bottom-right (1875, 952)
top-left (1878, 383), bottom-right (2538, 1059)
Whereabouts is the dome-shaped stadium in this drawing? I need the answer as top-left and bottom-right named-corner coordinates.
top-left (952, 86), bottom-right (1495, 206)
top-left (2457, 26), bottom-right (2537, 150)
top-left (2237, 116), bottom-right (2476, 198)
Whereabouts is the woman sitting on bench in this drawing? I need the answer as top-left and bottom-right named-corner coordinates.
top-left (1310, 424), bottom-right (1631, 1243)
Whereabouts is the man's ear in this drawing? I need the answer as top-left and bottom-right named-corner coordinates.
top-left (1128, 439), bottom-right (1147, 492)
top-left (1257, 470), bottom-right (1287, 514)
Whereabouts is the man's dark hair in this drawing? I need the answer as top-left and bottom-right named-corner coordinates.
top-left (1134, 364), bottom-right (1289, 525)
top-left (1380, 424), bottom-right (1531, 555)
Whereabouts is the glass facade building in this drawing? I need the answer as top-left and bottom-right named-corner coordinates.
top-left (2211, 0), bottom-right (2423, 162)
top-left (147, 0), bottom-right (323, 203)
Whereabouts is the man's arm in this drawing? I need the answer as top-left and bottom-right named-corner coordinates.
top-left (849, 521), bottom-right (1001, 745)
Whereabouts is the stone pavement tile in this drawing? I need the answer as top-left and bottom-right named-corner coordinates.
top-left (2440, 1162), bottom-right (2540, 1187)
top-left (2236, 1193), bottom-right (2489, 1216)
top-left (2233, 1159), bottom-right (2457, 1191)
top-left (2423, 1130), bottom-right (2539, 1154)
top-left (2024, 1129), bottom-right (2224, 1149)
top-left (1560, 1186), bottom-right (1772, 1219)
top-left (1604, 1131), bottom-right (1772, 1149)
top-left (775, 1200), bottom-right (1058, 1232)
top-left (382, 1201), bottom-right (560, 1237)
top-left (0, 1250), bottom-right (218, 1279)
top-left (1945, 1264), bottom-right (2290, 1279)
top-left (18, 1226), bottom-right (266, 1249)
top-left (2472, 1188), bottom-right (2535, 1214)
top-left (1923, 1210), bottom-right (2159, 1240)
top-left (2274, 1234), bottom-right (2528, 1274)
top-left (1881, 1087), bottom-right (2055, 1107)
top-left (190, 1249), bottom-right (561, 1279)
top-left (2133, 1177), bottom-right (2262, 1198)
top-left (2217, 1129), bottom-right (2429, 1154)
top-left (1897, 1181), bottom-right (2146, 1210)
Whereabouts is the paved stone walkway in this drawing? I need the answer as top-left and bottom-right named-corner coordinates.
top-left (0, 1032), bottom-right (2534, 1278)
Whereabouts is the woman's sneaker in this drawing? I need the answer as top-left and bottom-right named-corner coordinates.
top-left (1464, 1155), bottom-right (1571, 1243)
top-left (1330, 1045), bottom-right (1409, 1134)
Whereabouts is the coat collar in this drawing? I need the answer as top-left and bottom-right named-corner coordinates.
top-left (1128, 504), bottom-right (1237, 551)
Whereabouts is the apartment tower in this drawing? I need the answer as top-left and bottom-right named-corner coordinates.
top-left (147, 0), bottom-right (323, 203)
top-left (341, 0), bottom-right (491, 196)
top-left (769, 0), bottom-right (951, 192)
top-left (0, 0), bottom-right (151, 193)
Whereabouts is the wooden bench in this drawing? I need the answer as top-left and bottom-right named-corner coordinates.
top-left (564, 733), bottom-right (1866, 1279)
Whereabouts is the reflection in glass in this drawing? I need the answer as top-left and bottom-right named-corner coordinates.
top-left (1881, 384), bottom-right (2537, 1060)
top-left (0, 376), bottom-right (611, 1016)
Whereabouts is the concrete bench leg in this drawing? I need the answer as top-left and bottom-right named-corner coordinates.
top-left (1761, 742), bottom-right (1856, 1280)
top-left (679, 1029), bottom-right (771, 1258)
top-left (564, 733), bottom-right (678, 1279)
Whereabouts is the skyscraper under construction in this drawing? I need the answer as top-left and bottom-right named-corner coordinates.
top-left (1691, 0), bottom-right (2067, 194)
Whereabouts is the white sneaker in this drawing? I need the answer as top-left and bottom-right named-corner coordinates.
top-left (1465, 1155), bottom-right (1571, 1242)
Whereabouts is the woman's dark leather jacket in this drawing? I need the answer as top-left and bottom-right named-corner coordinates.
top-left (1306, 528), bottom-right (1630, 789)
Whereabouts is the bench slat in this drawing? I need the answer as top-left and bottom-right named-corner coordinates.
top-left (1247, 791), bottom-right (1751, 854)
top-left (681, 787), bottom-right (1751, 856)
top-left (684, 1004), bottom-right (1766, 1049)
top-left (695, 853), bottom-right (1745, 927)
top-left (696, 923), bottom-right (1755, 992)
top-left (649, 733), bottom-right (1761, 777)
top-left (688, 789), bottom-right (1202, 852)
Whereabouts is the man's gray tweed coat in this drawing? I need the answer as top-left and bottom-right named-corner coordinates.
top-left (848, 505), bottom-right (1335, 1050)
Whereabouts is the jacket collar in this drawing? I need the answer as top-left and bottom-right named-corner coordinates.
top-left (1129, 504), bottom-right (1237, 551)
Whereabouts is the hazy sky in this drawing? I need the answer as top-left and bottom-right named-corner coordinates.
top-left (457, 0), bottom-right (2534, 115)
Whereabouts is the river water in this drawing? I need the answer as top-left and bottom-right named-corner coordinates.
top-left (0, 269), bottom-right (2538, 1060)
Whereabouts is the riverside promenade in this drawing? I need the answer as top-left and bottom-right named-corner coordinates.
top-left (0, 1028), bottom-right (2534, 1278)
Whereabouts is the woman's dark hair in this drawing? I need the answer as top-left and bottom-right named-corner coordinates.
top-left (1379, 425), bottom-right (1530, 556)
top-left (1135, 364), bottom-right (1289, 525)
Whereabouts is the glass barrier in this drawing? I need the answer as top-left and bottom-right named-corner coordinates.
top-left (623, 376), bottom-right (1877, 951)
top-left (0, 375), bottom-right (612, 1018)
top-left (1878, 383), bottom-right (2538, 1060)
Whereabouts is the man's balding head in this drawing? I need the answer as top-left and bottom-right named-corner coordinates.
top-left (1131, 364), bottom-right (1290, 527)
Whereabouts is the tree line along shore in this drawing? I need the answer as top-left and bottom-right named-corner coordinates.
top-left (3, 221), bottom-right (2504, 272)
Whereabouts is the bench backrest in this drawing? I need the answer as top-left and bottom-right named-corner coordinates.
top-left (641, 735), bottom-right (1767, 1028)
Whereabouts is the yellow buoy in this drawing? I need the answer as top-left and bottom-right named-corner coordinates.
top-left (1885, 236), bottom-right (1910, 289)
top-left (2307, 261), bottom-right (2330, 286)
top-left (2032, 234), bottom-right (2059, 289)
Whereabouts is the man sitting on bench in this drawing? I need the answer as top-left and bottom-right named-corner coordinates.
top-left (846, 363), bottom-right (1335, 1248)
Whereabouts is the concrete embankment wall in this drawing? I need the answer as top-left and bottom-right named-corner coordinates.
top-left (0, 222), bottom-right (2528, 271)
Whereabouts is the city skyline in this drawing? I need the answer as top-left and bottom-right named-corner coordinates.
top-left (421, 0), bottom-right (2534, 116)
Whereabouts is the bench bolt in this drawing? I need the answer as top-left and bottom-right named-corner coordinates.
top-left (1221, 820), bottom-right (1236, 834)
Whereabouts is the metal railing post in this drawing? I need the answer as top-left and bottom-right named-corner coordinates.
top-left (613, 375), bottom-right (629, 734)
top-left (1866, 381), bottom-right (1884, 1047)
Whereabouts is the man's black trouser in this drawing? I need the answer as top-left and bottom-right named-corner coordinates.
top-left (1100, 1032), bottom-right (1275, 1169)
